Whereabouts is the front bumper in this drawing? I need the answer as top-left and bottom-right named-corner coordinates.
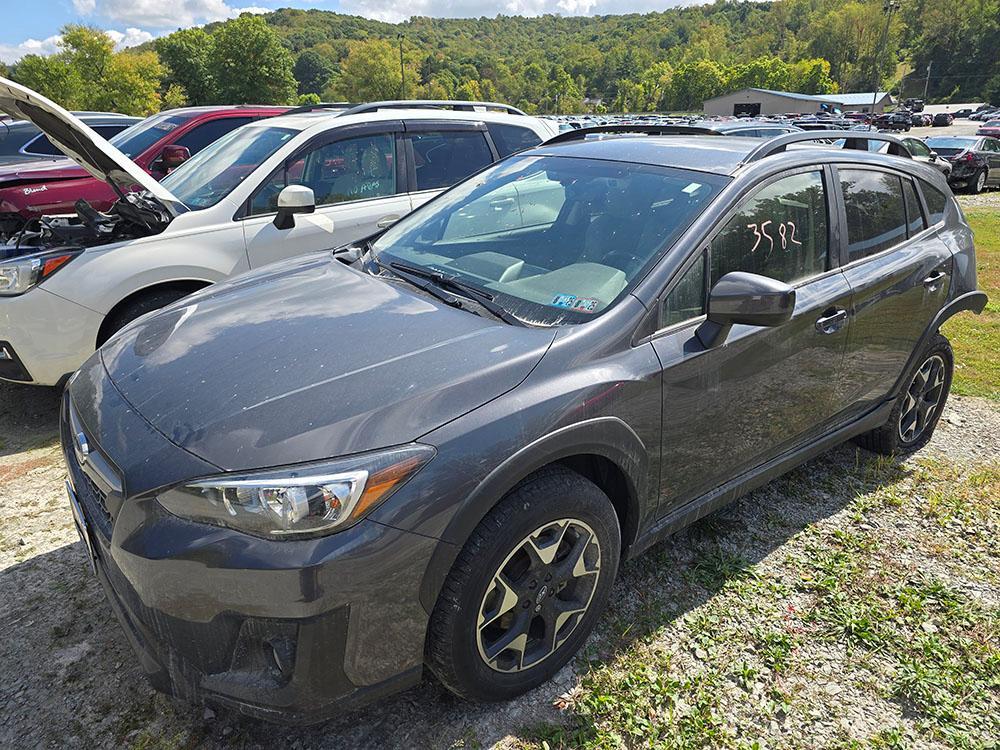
top-left (0, 286), bottom-right (103, 385)
top-left (61, 376), bottom-right (443, 723)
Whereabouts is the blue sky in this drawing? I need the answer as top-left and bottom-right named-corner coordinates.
top-left (2, 0), bottom-right (695, 63)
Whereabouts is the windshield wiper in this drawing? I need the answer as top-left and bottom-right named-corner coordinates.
top-left (386, 260), bottom-right (527, 327)
top-left (373, 258), bottom-right (465, 309)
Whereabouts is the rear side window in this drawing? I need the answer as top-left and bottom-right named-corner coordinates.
top-left (901, 178), bottom-right (925, 236)
top-left (487, 123), bottom-right (543, 158)
top-left (176, 117), bottom-right (253, 155)
top-left (920, 180), bottom-right (948, 225)
top-left (840, 169), bottom-right (907, 261)
top-left (21, 134), bottom-right (61, 156)
top-left (412, 130), bottom-right (493, 191)
top-left (710, 170), bottom-right (828, 285)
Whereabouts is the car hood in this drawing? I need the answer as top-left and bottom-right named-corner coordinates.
top-left (0, 77), bottom-right (183, 216)
top-left (100, 254), bottom-right (556, 471)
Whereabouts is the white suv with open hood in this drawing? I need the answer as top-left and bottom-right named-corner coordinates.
top-left (0, 79), bottom-right (555, 386)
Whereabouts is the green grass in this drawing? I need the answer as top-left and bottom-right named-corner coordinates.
top-left (944, 209), bottom-right (999, 401)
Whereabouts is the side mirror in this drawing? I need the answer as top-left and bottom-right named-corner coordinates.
top-left (273, 185), bottom-right (315, 230)
top-left (160, 144), bottom-right (190, 170)
top-left (929, 151), bottom-right (939, 159)
top-left (696, 271), bottom-right (795, 348)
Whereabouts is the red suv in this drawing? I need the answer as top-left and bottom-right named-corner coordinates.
top-left (0, 105), bottom-right (287, 238)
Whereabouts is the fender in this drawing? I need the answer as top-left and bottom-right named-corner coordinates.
top-left (890, 290), bottom-right (988, 398)
top-left (417, 416), bottom-right (652, 614)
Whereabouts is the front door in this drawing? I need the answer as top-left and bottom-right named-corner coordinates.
top-left (651, 168), bottom-right (854, 513)
top-left (242, 127), bottom-right (411, 269)
top-left (834, 167), bottom-right (953, 416)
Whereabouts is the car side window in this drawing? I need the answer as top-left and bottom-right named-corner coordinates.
top-left (412, 130), bottom-right (493, 191)
top-left (486, 123), bottom-right (543, 158)
top-left (660, 251), bottom-right (706, 328)
top-left (710, 171), bottom-right (828, 286)
top-left (840, 169), bottom-right (908, 262)
top-left (907, 139), bottom-right (931, 158)
top-left (901, 178), bottom-right (925, 236)
top-left (176, 117), bottom-right (254, 155)
top-left (984, 138), bottom-right (1000, 152)
top-left (249, 133), bottom-right (397, 216)
top-left (919, 179), bottom-right (947, 225)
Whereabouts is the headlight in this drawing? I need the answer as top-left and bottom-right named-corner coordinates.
top-left (156, 444), bottom-right (435, 538)
top-left (0, 250), bottom-right (79, 296)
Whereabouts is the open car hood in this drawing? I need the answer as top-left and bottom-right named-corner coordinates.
top-left (0, 77), bottom-right (183, 216)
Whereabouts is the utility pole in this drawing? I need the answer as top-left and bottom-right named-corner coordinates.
top-left (397, 33), bottom-right (406, 100)
top-left (871, 0), bottom-right (898, 119)
top-left (922, 60), bottom-right (933, 100)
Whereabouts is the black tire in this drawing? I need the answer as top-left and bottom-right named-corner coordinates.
top-left (425, 467), bottom-right (620, 702)
top-left (98, 288), bottom-right (196, 346)
top-left (968, 169), bottom-right (987, 195)
top-left (852, 333), bottom-right (953, 456)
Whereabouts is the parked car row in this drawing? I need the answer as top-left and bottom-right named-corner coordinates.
top-left (0, 78), bottom-right (988, 725)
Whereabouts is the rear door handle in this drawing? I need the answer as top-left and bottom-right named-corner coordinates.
top-left (376, 214), bottom-right (400, 229)
top-left (815, 308), bottom-right (848, 334)
top-left (923, 270), bottom-right (947, 290)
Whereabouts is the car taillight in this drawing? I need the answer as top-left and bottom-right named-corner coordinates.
top-left (963, 153), bottom-right (977, 162)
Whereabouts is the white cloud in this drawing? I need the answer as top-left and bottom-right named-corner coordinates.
top-left (0, 35), bottom-right (64, 64)
top-left (339, 0), bottom-right (697, 22)
top-left (74, 0), bottom-right (269, 30)
top-left (105, 27), bottom-right (155, 48)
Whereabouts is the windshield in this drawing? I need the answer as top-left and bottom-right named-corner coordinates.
top-left (371, 155), bottom-right (726, 325)
top-left (925, 137), bottom-right (977, 154)
top-left (109, 113), bottom-right (194, 158)
top-left (161, 125), bottom-right (298, 210)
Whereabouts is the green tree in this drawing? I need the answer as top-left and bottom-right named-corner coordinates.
top-left (331, 39), bottom-right (408, 102)
top-left (546, 65), bottom-right (582, 114)
top-left (11, 54), bottom-right (83, 108)
top-left (293, 49), bottom-right (334, 96)
top-left (209, 14), bottom-right (296, 104)
top-left (156, 28), bottom-right (216, 105)
top-left (669, 60), bottom-right (729, 111)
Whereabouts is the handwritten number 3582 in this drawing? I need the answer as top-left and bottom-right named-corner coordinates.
top-left (747, 220), bottom-right (801, 253)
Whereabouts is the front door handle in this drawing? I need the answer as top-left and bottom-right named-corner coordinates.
top-left (376, 214), bottom-right (400, 229)
top-left (923, 270), bottom-right (947, 290)
top-left (815, 308), bottom-right (848, 335)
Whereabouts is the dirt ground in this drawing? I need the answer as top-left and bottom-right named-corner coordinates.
top-left (0, 377), bottom-right (997, 749)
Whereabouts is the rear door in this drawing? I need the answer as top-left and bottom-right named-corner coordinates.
top-left (982, 138), bottom-right (1000, 182)
top-left (651, 167), bottom-right (855, 511)
top-left (404, 121), bottom-right (497, 211)
top-left (834, 166), bottom-right (952, 417)
top-left (242, 122), bottom-right (410, 269)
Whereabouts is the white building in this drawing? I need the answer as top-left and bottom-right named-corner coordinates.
top-left (703, 88), bottom-right (894, 117)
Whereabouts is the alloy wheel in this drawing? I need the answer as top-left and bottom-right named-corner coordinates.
top-left (898, 354), bottom-right (946, 443)
top-left (476, 518), bottom-right (602, 673)
top-left (976, 171), bottom-right (987, 192)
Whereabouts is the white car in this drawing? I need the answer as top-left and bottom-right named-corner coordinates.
top-left (0, 80), bottom-right (556, 386)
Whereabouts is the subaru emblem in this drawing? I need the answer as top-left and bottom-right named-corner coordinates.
top-left (76, 431), bottom-right (90, 461)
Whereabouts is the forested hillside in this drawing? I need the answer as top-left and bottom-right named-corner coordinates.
top-left (5, 0), bottom-right (998, 116)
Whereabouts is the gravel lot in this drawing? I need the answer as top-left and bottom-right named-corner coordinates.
top-left (0, 376), bottom-right (997, 748)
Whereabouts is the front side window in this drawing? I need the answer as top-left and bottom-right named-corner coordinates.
top-left (661, 251), bottom-right (706, 328)
top-left (175, 117), bottom-right (254, 156)
top-left (840, 169), bottom-right (907, 261)
top-left (161, 125), bottom-right (297, 210)
top-left (711, 171), bottom-right (828, 285)
top-left (905, 138), bottom-right (931, 158)
top-left (412, 130), bottom-right (493, 191)
top-left (371, 155), bottom-right (725, 325)
top-left (248, 133), bottom-right (397, 216)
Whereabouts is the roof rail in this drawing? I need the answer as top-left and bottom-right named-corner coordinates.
top-left (282, 101), bottom-right (355, 116)
top-left (336, 100), bottom-right (527, 116)
top-left (741, 130), bottom-right (912, 164)
top-left (546, 124), bottom-right (723, 145)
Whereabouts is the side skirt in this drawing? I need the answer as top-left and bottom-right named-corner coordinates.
top-left (627, 398), bottom-right (895, 560)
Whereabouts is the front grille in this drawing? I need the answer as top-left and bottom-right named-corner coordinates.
top-left (62, 404), bottom-right (115, 539)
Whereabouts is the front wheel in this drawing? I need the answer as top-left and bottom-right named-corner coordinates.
top-left (852, 333), bottom-right (953, 456)
top-left (425, 467), bottom-right (620, 702)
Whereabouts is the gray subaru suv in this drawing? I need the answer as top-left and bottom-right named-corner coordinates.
top-left (61, 128), bottom-right (987, 723)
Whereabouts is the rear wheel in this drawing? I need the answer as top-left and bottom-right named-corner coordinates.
top-left (852, 333), bottom-right (952, 456)
top-left (426, 467), bottom-right (620, 702)
top-left (968, 169), bottom-right (987, 194)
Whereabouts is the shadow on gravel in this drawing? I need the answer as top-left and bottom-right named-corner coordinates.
top-left (0, 439), bottom-right (913, 749)
top-left (0, 381), bottom-right (62, 457)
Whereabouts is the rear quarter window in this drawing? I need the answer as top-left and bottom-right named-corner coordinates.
top-left (920, 180), bottom-right (948, 225)
top-left (486, 123), bottom-right (543, 158)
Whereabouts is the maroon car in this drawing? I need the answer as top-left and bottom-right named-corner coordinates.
top-left (976, 120), bottom-right (1000, 137)
top-left (0, 104), bottom-right (287, 238)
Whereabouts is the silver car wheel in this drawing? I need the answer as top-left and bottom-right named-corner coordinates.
top-left (898, 354), bottom-right (946, 443)
top-left (476, 518), bottom-right (601, 673)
